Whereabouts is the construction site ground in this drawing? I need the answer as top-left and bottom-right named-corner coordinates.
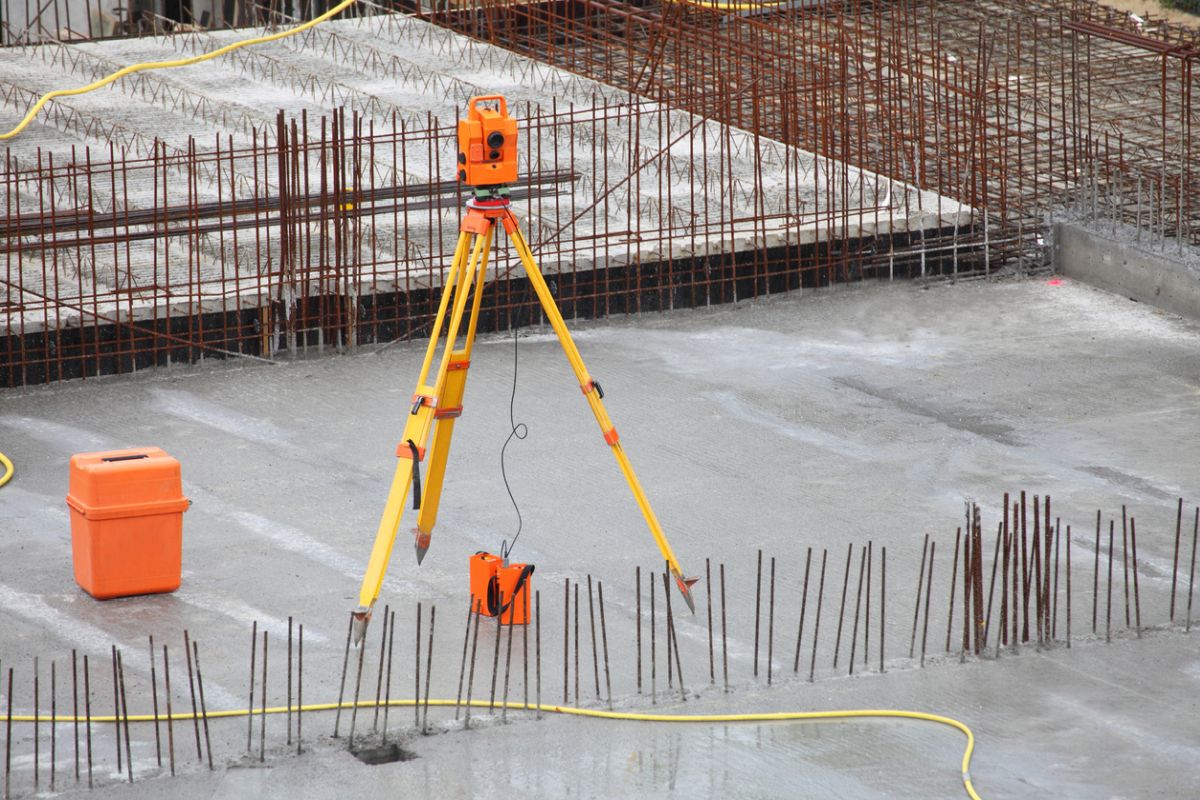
top-left (1, 275), bottom-right (1199, 798)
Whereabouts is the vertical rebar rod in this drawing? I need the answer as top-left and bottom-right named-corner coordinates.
top-left (501, 602), bottom-right (514, 720)
top-left (946, 528), bottom-right (961, 652)
top-left (148, 637), bottom-right (161, 768)
top-left (920, 543), bottom-right (937, 668)
top-left (720, 563), bottom-right (728, 692)
top-left (753, 549), bottom-right (762, 678)
top-left (465, 599), bottom-right (482, 729)
top-left (833, 541), bottom-right (853, 669)
top-left (1106, 521), bottom-right (1115, 644)
top-left (191, 641), bottom-right (213, 771)
top-left (162, 646), bottom-right (174, 777)
top-left (664, 570), bottom-right (672, 690)
top-left (72, 650), bottom-right (79, 784)
top-left (598, 581), bottom-right (612, 709)
top-left (1130, 518), bottom-right (1142, 638)
top-left (793, 547), bottom-right (813, 673)
top-left (1121, 506), bottom-right (1131, 629)
top-left (333, 615), bottom-right (351, 737)
top-left (650, 569), bottom-right (657, 702)
top-left (1093, 511), bottom-right (1101, 634)
top-left (849, 546), bottom-right (866, 675)
top-left (297, 624), bottom-right (304, 755)
top-left (880, 547), bottom-right (887, 673)
top-left (348, 623), bottom-right (366, 748)
top-left (910, 534), bottom-right (929, 658)
top-left (767, 556), bottom-right (776, 685)
top-left (83, 657), bottom-right (93, 789)
top-left (423, 607), bottom-right (436, 732)
top-left (1052, 523), bottom-right (1061, 641)
top-left (116, 651), bottom-right (131, 783)
top-left (111, 646), bottom-right (121, 772)
top-left (587, 576), bottom-right (600, 698)
top-left (183, 632), bottom-right (201, 763)
top-left (50, 662), bottom-right (59, 790)
top-left (809, 550), bottom-right (828, 683)
top-left (636, 566), bottom-right (643, 693)
top-left (34, 657), bottom-right (39, 793)
top-left (1186, 509), bottom-right (1198, 633)
top-left (663, 571), bottom-right (685, 702)
top-left (1066, 527), bottom-right (1073, 648)
top-left (383, 610), bottom-right (396, 742)
top-left (563, 579), bottom-right (569, 705)
top-left (455, 601), bottom-right (473, 720)
top-left (521, 586), bottom-right (530, 711)
top-left (864, 541), bottom-right (872, 669)
top-left (705, 559), bottom-right (714, 685)
top-left (372, 606), bottom-right (390, 732)
top-left (536, 591), bottom-right (542, 719)
top-left (248, 620), bottom-right (259, 748)
top-left (1171, 497), bottom-right (1183, 622)
top-left (984, 523), bottom-right (1002, 648)
top-left (260, 631), bottom-right (268, 762)
top-left (419, 602), bottom-right (426, 724)
top-left (5, 667), bottom-right (13, 800)
top-left (574, 583), bottom-right (580, 702)
top-left (287, 617), bottom-right (293, 746)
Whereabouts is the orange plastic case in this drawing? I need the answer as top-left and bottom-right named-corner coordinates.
top-left (469, 552), bottom-right (534, 625)
top-left (66, 448), bottom-right (189, 600)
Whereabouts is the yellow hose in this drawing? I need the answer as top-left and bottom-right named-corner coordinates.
top-left (7, 697), bottom-right (983, 799)
top-left (0, 0), bottom-right (358, 141)
top-left (0, 450), bottom-right (12, 488)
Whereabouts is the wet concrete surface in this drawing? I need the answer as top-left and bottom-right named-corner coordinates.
top-left (1, 275), bottom-right (1199, 797)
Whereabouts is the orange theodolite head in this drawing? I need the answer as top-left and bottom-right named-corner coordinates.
top-left (456, 95), bottom-right (518, 188)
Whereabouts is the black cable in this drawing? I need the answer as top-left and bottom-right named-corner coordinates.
top-left (499, 302), bottom-right (529, 561)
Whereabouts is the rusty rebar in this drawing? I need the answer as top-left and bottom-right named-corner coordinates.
top-left (809, 549), bottom-right (828, 683)
top-left (832, 542), bottom-right (853, 669)
top-left (767, 556), bottom-right (776, 685)
top-left (162, 646), bottom-right (174, 777)
top-left (793, 547), bottom-right (813, 673)
top-left (424, 607), bottom-right (436, 732)
top-left (598, 581), bottom-right (612, 709)
top-left (921, 543), bottom-right (937, 668)
top-left (248, 619), bottom-right (260, 748)
top-left (191, 641), bottom-right (213, 771)
top-left (910, 534), bottom-right (929, 658)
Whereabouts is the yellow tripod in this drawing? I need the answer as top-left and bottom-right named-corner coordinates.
top-left (351, 188), bottom-right (697, 640)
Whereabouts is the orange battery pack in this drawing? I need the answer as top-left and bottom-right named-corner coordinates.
top-left (66, 447), bottom-right (189, 600)
top-left (469, 552), bottom-right (534, 625)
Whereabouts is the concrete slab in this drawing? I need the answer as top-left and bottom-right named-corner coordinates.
top-left (0, 275), bottom-right (1198, 797)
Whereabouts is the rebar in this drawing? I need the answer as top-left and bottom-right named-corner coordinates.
top-left (191, 641), bottom-right (213, 770)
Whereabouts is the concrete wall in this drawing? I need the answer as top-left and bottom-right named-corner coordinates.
top-left (1053, 222), bottom-right (1200, 322)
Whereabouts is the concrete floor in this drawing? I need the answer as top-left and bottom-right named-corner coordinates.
top-left (1, 275), bottom-right (1199, 797)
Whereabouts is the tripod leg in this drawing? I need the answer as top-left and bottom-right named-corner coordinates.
top-left (505, 216), bottom-right (697, 612)
top-left (415, 223), bottom-right (496, 561)
top-left (353, 228), bottom-right (484, 640)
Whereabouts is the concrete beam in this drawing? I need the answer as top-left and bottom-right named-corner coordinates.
top-left (1053, 222), bottom-right (1200, 322)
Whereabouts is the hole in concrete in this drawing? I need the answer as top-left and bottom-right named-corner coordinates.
top-left (351, 742), bottom-right (417, 766)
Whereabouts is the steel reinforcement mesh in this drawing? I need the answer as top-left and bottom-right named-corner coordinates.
top-left (5, 0), bottom-right (1199, 386)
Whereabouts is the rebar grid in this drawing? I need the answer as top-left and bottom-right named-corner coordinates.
top-left (6, 0), bottom-right (1198, 385)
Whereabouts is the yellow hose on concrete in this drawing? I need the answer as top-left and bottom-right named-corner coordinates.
top-left (8, 697), bottom-right (984, 799)
top-left (0, 0), bottom-right (357, 141)
top-left (0, 450), bottom-right (13, 488)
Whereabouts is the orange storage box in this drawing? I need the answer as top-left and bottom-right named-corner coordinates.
top-left (66, 448), bottom-right (189, 600)
top-left (469, 552), bottom-right (534, 625)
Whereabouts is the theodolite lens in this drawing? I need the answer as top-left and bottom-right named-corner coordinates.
top-left (487, 131), bottom-right (505, 150)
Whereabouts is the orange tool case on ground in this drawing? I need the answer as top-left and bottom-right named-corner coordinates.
top-left (469, 552), bottom-right (534, 625)
top-left (66, 447), bottom-right (189, 600)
